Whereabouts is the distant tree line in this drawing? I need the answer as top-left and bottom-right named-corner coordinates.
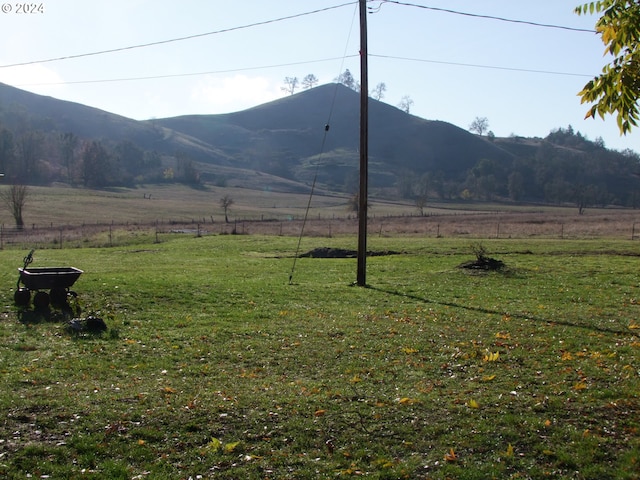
top-left (0, 122), bottom-right (202, 188)
top-left (396, 126), bottom-right (640, 213)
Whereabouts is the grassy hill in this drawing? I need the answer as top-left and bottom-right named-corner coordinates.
top-left (1, 82), bottom-right (639, 207)
top-left (153, 84), bottom-right (515, 189)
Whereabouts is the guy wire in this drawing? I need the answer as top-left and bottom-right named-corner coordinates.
top-left (289, 3), bottom-right (359, 285)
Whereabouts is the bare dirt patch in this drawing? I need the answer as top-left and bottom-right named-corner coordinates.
top-left (298, 247), bottom-right (401, 258)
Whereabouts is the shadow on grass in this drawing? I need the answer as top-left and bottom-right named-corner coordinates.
top-left (369, 285), bottom-right (632, 336)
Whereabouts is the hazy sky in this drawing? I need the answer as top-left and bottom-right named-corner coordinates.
top-left (0, 0), bottom-right (638, 152)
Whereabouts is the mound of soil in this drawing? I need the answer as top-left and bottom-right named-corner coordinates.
top-left (299, 247), bottom-right (400, 258)
top-left (458, 256), bottom-right (505, 271)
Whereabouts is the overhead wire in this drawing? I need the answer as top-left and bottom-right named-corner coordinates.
top-left (0, 1), bottom-right (359, 68)
top-left (12, 56), bottom-right (360, 87)
top-left (369, 54), bottom-right (594, 78)
top-left (377, 0), bottom-right (597, 34)
top-left (2, 1), bottom-right (597, 87)
top-left (12, 52), bottom-right (593, 89)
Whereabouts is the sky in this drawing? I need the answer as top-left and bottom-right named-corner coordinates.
top-left (0, 0), bottom-right (638, 153)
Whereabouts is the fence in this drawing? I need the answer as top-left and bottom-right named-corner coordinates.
top-left (3, 209), bottom-right (640, 250)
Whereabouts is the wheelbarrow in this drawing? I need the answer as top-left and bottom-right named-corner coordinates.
top-left (14, 250), bottom-right (83, 309)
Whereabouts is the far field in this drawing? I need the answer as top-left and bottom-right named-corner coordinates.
top-left (2, 185), bottom-right (640, 246)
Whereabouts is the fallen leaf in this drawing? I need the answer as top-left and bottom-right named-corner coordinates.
top-left (504, 443), bottom-right (514, 458)
top-left (207, 438), bottom-right (222, 452)
top-left (483, 351), bottom-right (500, 362)
top-left (224, 441), bottom-right (241, 453)
top-left (467, 399), bottom-right (480, 409)
top-left (444, 448), bottom-right (457, 462)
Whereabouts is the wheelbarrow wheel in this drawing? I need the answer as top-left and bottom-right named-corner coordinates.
top-left (50, 288), bottom-right (68, 307)
top-left (14, 288), bottom-right (31, 307)
top-left (33, 291), bottom-right (50, 309)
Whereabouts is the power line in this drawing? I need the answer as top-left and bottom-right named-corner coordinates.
top-left (0, 2), bottom-right (358, 69)
top-left (370, 53), bottom-right (593, 78)
top-left (13, 52), bottom-right (592, 88)
top-left (376, 0), bottom-right (597, 33)
top-left (12, 56), bottom-right (360, 87)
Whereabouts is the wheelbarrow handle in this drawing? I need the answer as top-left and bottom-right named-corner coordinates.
top-left (23, 249), bottom-right (34, 269)
top-left (17, 250), bottom-right (35, 289)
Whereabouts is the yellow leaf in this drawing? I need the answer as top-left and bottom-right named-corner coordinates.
top-left (207, 438), bottom-right (222, 452)
top-left (504, 443), bottom-right (514, 458)
top-left (483, 351), bottom-right (500, 362)
top-left (561, 352), bottom-right (573, 361)
top-left (402, 347), bottom-right (418, 354)
top-left (495, 332), bottom-right (510, 339)
top-left (467, 399), bottom-right (480, 409)
top-left (224, 441), bottom-right (241, 454)
top-left (314, 409), bottom-right (326, 417)
top-left (482, 374), bottom-right (496, 382)
top-left (629, 322), bottom-right (639, 330)
top-left (398, 397), bottom-right (414, 405)
top-left (137, 439), bottom-right (146, 446)
top-left (573, 381), bottom-right (588, 391)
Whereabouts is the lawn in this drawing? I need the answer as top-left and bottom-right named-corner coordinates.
top-left (0, 234), bottom-right (638, 479)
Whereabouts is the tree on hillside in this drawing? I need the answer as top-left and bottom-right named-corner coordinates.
top-left (335, 69), bottom-right (356, 90)
top-left (469, 116), bottom-right (490, 136)
top-left (575, 1), bottom-right (640, 133)
top-left (281, 77), bottom-right (299, 95)
top-left (220, 195), bottom-right (234, 223)
top-left (398, 95), bottom-right (414, 114)
top-left (371, 82), bottom-right (387, 100)
top-left (176, 152), bottom-right (200, 185)
top-left (0, 183), bottom-right (28, 229)
top-left (0, 127), bottom-right (14, 175)
top-left (16, 131), bottom-right (43, 181)
top-left (301, 74), bottom-right (318, 90)
top-left (81, 140), bottom-right (112, 187)
top-left (59, 132), bottom-right (78, 184)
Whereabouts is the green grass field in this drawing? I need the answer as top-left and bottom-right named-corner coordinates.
top-left (0, 234), bottom-right (639, 479)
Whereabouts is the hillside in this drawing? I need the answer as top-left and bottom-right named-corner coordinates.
top-left (0, 82), bottom-right (231, 164)
top-left (0, 81), bottom-right (638, 208)
top-left (153, 84), bottom-right (516, 190)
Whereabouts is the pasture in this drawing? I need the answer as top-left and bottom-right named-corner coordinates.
top-left (0, 231), bottom-right (638, 479)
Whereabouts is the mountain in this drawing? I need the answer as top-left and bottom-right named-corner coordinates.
top-left (1, 81), bottom-right (638, 207)
top-left (151, 83), bottom-right (515, 190)
top-left (0, 82), bottom-right (231, 164)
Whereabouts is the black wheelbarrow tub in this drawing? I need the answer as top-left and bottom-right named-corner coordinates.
top-left (18, 267), bottom-right (83, 290)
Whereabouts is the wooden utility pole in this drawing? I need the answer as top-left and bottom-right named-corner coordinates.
top-left (357, 0), bottom-right (369, 286)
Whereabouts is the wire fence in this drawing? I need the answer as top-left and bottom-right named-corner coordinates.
top-left (3, 210), bottom-right (640, 250)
